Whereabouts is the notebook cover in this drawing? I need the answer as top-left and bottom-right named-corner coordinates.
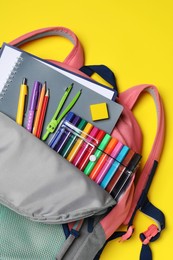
top-left (0, 44), bottom-right (123, 140)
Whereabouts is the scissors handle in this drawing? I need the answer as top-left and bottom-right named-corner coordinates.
top-left (42, 89), bottom-right (82, 141)
top-left (42, 119), bottom-right (60, 140)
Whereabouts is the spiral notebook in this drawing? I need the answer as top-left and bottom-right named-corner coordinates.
top-left (0, 43), bottom-right (123, 139)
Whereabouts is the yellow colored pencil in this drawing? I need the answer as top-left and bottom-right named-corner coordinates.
top-left (32, 82), bottom-right (46, 135)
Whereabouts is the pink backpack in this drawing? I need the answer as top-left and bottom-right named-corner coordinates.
top-left (0, 27), bottom-right (165, 260)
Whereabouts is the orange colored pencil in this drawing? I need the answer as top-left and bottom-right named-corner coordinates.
top-left (36, 89), bottom-right (49, 139)
top-left (32, 82), bottom-right (46, 135)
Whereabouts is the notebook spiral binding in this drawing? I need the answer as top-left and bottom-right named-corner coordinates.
top-left (0, 56), bottom-right (23, 100)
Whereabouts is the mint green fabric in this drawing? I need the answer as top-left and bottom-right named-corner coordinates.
top-left (0, 204), bottom-right (66, 260)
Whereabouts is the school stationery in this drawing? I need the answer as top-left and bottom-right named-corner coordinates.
top-left (72, 126), bottom-right (99, 167)
top-left (16, 78), bottom-right (28, 125)
top-left (77, 129), bottom-right (106, 171)
top-left (26, 80), bottom-right (41, 132)
top-left (0, 27), bottom-right (165, 260)
top-left (36, 88), bottom-right (49, 138)
top-left (106, 149), bottom-right (135, 193)
top-left (53, 115), bottom-right (81, 153)
top-left (95, 141), bottom-right (123, 184)
top-left (60, 118), bottom-right (87, 158)
top-left (32, 82), bottom-right (46, 135)
top-left (48, 111), bottom-right (75, 148)
top-left (42, 85), bottom-right (82, 141)
top-left (100, 146), bottom-right (130, 189)
top-left (0, 44), bottom-right (123, 137)
top-left (67, 122), bottom-right (93, 162)
top-left (54, 111), bottom-right (141, 199)
top-left (111, 153), bottom-right (141, 201)
top-left (90, 102), bottom-right (109, 121)
top-left (83, 133), bottom-right (111, 175)
top-left (89, 138), bottom-right (118, 181)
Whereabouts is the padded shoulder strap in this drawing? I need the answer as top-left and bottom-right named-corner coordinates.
top-left (9, 27), bottom-right (84, 69)
top-left (121, 84), bottom-right (165, 224)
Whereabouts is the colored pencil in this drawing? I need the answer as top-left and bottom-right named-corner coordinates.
top-left (33, 82), bottom-right (46, 136)
top-left (36, 89), bottom-right (49, 138)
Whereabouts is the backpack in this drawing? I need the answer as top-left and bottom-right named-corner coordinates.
top-left (0, 27), bottom-right (165, 260)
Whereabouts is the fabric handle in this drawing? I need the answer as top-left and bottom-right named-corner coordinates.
top-left (80, 65), bottom-right (118, 92)
top-left (120, 83), bottom-right (165, 168)
top-left (9, 27), bottom-right (84, 69)
top-left (120, 84), bottom-right (165, 223)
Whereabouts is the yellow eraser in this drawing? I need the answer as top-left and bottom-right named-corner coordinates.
top-left (90, 102), bottom-right (109, 121)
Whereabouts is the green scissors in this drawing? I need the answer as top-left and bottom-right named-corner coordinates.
top-left (42, 83), bottom-right (82, 141)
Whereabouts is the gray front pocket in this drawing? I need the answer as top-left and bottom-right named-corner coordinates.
top-left (0, 112), bottom-right (115, 224)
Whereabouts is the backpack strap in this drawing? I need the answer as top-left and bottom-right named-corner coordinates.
top-left (56, 219), bottom-right (84, 260)
top-left (119, 84), bottom-right (165, 223)
top-left (139, 197), bottom-right (165, 260)
top-left (99, 85), bottom-right (165, 259)
top-left (119, 84), bottom-right (165, 260)
top-left (93, 231), bottom-right (126, 260)
top-left (9, 27), bottom-right (84, 69)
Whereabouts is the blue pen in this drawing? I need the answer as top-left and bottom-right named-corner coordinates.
top-left (48, 112), bottom-right (75, 148)
top-left (100, 146), bottom-right (130, 189)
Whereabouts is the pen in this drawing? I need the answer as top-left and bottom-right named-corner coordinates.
top-left (95, 141), bottom-right (123, 184)
top-left (77, 130), bottom-right (106, 171)
top-left (72, 126), bottom-right (99, 167)
top-left (106, 165), bottom-right (126, 194)
top-left (83, 134), bottom-right (111, 176)
top-left (67, 122), bottom-right (93, 162)
top-left (100, 146), bottom-right (130, 189)
top-left (59, 118), bottom-right (87, 158)
top-left (26, 81), bottom-right (41, 132)
top-left (89, 138), bottom-right (118, 181)
top-left (110, 153), bottom-right (141, 201)
top-left (106, 150), bottom-right (135, 193)
top-left (54, 115), bottom-right (81, 153)
top-left (32, 82), bottom-right (46, 135)
top-left (48, 112), bottom-right (75, 148)
top-left (16, 78), bottom-right (28, 126)
top-left (36, 89), bottom-right (49, 138)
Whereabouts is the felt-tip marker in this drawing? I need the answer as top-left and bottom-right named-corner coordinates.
top-left (83, 133), bottom-right (111, 176)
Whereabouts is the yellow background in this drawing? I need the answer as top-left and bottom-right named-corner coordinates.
top-left (0, 1), bottom-right (172, 259)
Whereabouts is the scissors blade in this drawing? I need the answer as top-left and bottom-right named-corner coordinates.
top-left (52, 83), bottom-right (73, 120)
top-left (41, 84), bottom-right (73, 141)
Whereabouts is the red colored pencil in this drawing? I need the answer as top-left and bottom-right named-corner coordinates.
top-left (36, 89), bottom-right (49, 139)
